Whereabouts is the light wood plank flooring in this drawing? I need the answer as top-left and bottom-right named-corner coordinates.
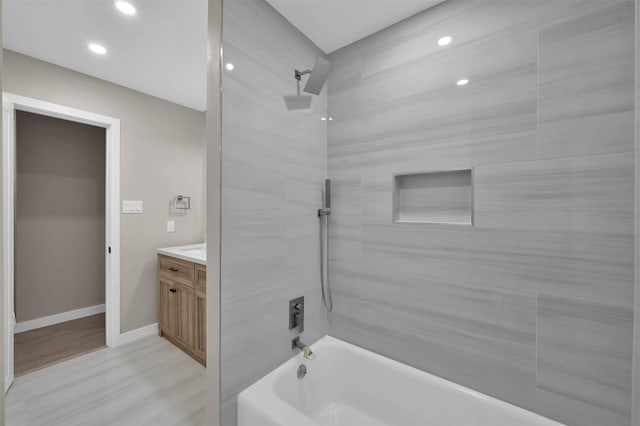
top-left (6, 336), bottom-right (206, 426)
top-left (14, 313), bottom-right (106, 376)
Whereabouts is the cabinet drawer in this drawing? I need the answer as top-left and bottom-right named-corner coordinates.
top-left (159, 255), bottom-right (194, 287)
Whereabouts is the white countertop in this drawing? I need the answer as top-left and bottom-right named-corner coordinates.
top-left (157, 243), bottom-right (206, 265)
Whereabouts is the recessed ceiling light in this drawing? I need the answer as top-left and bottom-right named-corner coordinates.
top-left (88, 43), bottom-right (107, 55)
top-left (437, 36), bottom-right (452, 46)
top-left (328, 117), bottom-right (333, 121)
top-left (456, 79), bottom-right (469, 86)
top-left (115, 1), bottom-right (136, 15)
top-left (320, 117), bottom-right (327, 121)
top-left (225, 63), bottom-right (234, 71)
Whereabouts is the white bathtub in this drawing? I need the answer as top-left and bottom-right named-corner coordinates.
top-left (238, 336), bottom-right (564, 426)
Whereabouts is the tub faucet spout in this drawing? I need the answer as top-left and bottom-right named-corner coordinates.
top-left (292, 337), bottom-right (315, 360)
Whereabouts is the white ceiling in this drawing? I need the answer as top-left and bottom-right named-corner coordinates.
top-left (3, 0), bottom-right (208, 111)
top-left (265, 0), bottom-right (445, 53)
top-left (2, 0), bottom-right (443, 111)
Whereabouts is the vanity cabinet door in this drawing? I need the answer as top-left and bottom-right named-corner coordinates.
top-left (159, 280), bottom-right (178, 338)
top-left (194, 265), bottom-right (206, 364)
top-left (175, 284), bottom-right (195, 349)
top-left (195, 265), bottom-right (206, 295)
top-left (194, 293), bottom-right (206, 363)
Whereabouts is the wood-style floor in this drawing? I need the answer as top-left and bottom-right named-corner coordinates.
top-left (6, 336), bottom-right (206, 426)
top-left (14, 313), bottom-right (106, 377)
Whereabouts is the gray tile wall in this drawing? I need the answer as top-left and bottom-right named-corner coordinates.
top-left (327, 1), bottom-right (636, 425)
top-left (220, 1), bottom-right (328, 424)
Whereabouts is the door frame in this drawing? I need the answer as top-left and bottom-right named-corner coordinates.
top-left (2, 93), bottom-right (121, 391)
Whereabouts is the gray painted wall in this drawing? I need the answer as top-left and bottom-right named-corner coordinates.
top-left (220, 0), bottom-right (328, 424)
top-left (3, 50), bottom-right (206, 333)
top-left (15, 111), bottom-right (105, 322)
top-left (327, 1), bottom-right (635, 426)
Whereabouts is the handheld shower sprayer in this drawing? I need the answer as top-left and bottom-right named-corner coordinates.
top-left (318, 179), bottom-right (331, 217)
top-left (318, 179), bottom-right (332, 311)
top-left (324, 178), bottom-right (331, 209)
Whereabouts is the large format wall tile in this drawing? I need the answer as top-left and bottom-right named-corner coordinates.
top-left (538, 1), bottom-right (635, 159)
top-left (221, 1), bottom-right (328, 424)
top-left (329, 262), bottom-right (538, 410)
top-left (327, 0), bottom-right (636, 424)
top-left (355, 224), bottom-right (633, 308)
top-left (219, 0), bottom-right (637, 424)
top-left (358, 0), bottom-right (596, 79)
top-left (537, 295), bottom-right (634, 426)
top-left (328, 179), bottom-right (363, 264)
top-left (331, 30), bottom-right (540, 172)
top-left (475, 153), bottom-right (634, 235)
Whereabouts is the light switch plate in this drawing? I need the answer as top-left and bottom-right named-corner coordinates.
top-left (167, 220), bottom-right (175, 233)
top-left (122, 200), bottom-right (143, 214)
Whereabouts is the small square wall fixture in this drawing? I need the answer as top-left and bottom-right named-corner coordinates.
top-left (393, 169), bottom-right (473, 226)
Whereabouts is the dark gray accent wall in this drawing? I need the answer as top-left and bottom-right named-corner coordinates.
top-left (220, 1), bottom-right (328, 424)
top-left (327, 1), bottom-right (635, 425)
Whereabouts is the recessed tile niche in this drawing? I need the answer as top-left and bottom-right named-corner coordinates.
top-left (393, 169), bottom-right (473, 225)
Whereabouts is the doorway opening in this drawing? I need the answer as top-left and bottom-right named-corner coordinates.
top-left (14, 110), bottom-right (106, 376)
top-left (3, 93), bottom-right (121, 390)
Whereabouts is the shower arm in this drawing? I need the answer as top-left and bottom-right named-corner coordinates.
top-left (294, 69), bottom-right (312, 81)
top-left (293, 70), bottom-right (311, 97)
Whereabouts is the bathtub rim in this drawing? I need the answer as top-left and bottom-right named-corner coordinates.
top-left (237, 334), bottom-right (565, 426)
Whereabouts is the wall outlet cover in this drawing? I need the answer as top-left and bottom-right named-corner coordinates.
top-left (122, 200), bottom-right (143, 214)
top-left (167, 220), bottom-right (175, 233)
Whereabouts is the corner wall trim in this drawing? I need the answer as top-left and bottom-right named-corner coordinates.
top-left (14, 304), bottom-right (106, 334)
top-left (115, 323), bottom-right (159, 347)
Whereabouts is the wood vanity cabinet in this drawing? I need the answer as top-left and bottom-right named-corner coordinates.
top-left (158, 254), bottom-right (206, 366)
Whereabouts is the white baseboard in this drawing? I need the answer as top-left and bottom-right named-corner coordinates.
top-left (14, 304), bottom-right (106, 334)
top-left (115, 323), bottom-right (158, 347)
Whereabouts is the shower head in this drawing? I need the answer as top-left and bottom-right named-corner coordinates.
top-left (303, 57), bottom-right (332, 95)
top-left (284, 94), bottom-right (312, 110)
top-left (286, 57), bottom-right (331, 110)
